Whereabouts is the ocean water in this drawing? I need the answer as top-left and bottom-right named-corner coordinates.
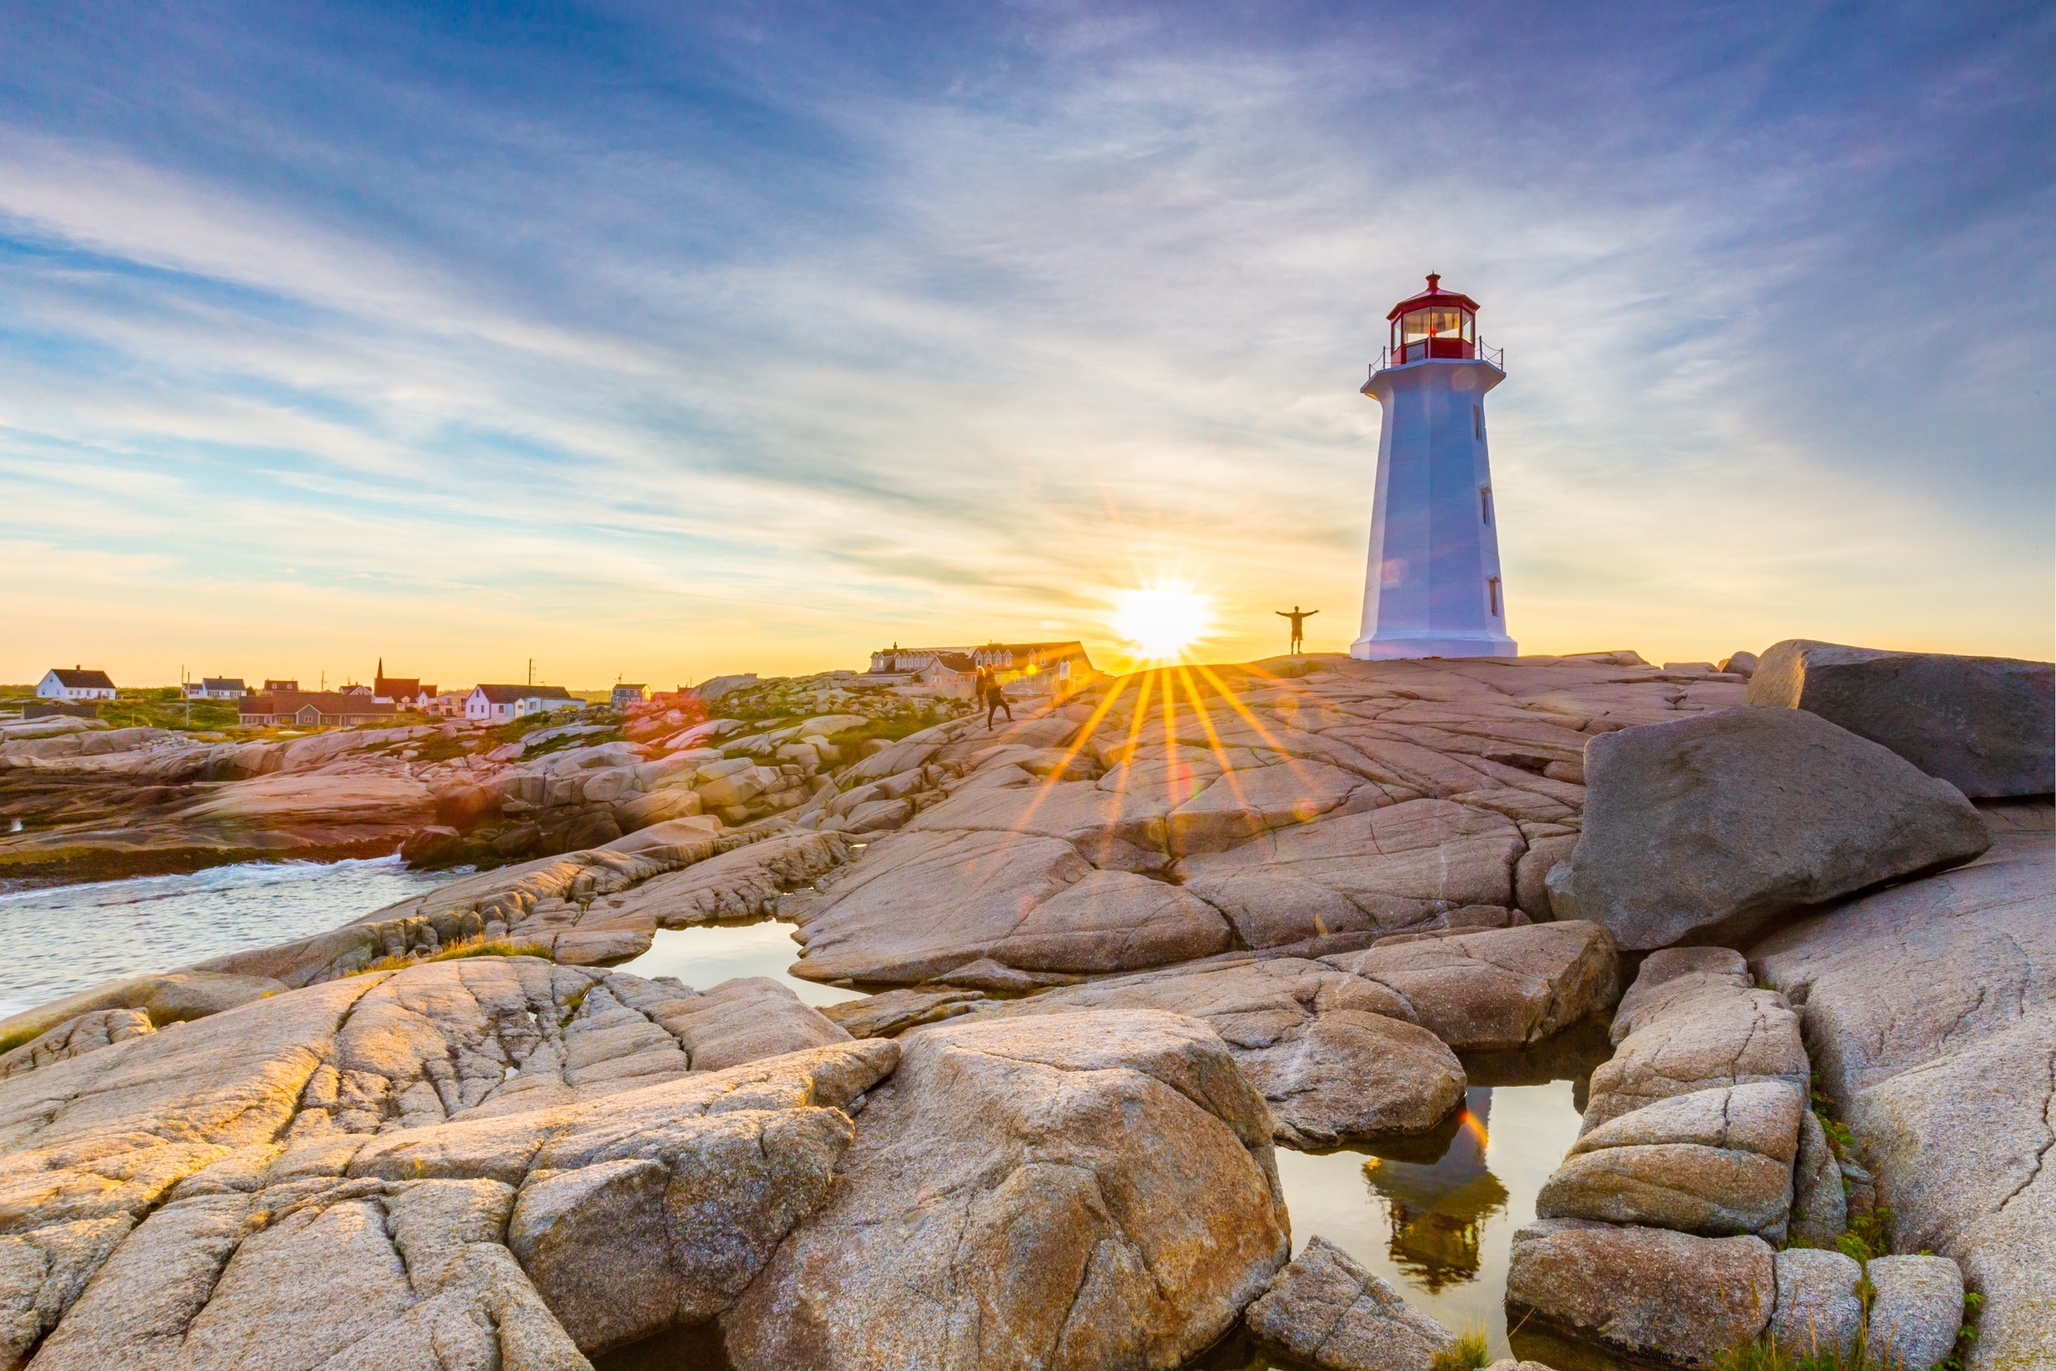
top-left (0, 856), bottom-right (459, 1016)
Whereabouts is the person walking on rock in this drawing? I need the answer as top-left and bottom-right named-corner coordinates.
top-left (1276, 606), bottom-right (1318, 655)
top-left (983, 672), bottom-right (1012, 730)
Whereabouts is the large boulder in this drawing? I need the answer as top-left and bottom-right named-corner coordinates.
top-left (720, 1010), bottom-right (1292, 1370)
top-left (1504, 1219), bottom-right (1775, 1369)
top-left (947, 956), bottom-right (1463, 1147)
top-left (1752, 830), bottom-right (2052, 1371)
top-left (1562, 707), bottom-right (1989, 949)
top-left (1747, 639), bottom-right (2054, 798)
top-left (1316, 921), bottom-right (1618, 1050)
top-left (1243, 1236), bottom-right (1456, 1371)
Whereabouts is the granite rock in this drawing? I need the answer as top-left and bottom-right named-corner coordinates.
top-left (1244, 1236), bottom-right (1455, 1371)
top-left (721, 1010), bottom-right (1291, 1371)
top-left (1747, 639), bottom-right (2054, 798)
top-left (1566, 707), bottom-right (1990, 949)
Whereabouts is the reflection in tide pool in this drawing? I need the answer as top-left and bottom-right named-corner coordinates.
top-left (1272, 1081), bottom-right (1580, 1348)
top-left (1200, 1026), bottom-right (1618, 1371)
top-left (612, 920), bottom-right (866, 1008)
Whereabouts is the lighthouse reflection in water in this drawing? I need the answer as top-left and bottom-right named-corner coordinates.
top-left (1362, 1088), bottom-right (1508, 1289)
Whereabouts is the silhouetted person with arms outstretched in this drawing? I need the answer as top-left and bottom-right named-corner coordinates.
top-left (1276, 606), bottom-right (1318, 655)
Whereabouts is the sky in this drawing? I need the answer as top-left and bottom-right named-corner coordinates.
top-left (2, 0), bottom-right (2051, 690)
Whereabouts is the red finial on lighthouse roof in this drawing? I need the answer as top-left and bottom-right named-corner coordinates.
top-left (1425, 272), bottom-right (1440, 292)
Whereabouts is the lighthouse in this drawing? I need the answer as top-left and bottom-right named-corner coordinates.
top-left (1351, 274), bottom-right (1517, 660)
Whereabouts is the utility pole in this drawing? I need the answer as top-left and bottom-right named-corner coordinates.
top-left (528, 658), bottom-right (535, 686)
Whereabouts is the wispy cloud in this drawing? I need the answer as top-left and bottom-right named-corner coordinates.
top-left (1, 1), bottom-right (2049, 689)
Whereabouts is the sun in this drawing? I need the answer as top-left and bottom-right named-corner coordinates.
top-left (1111, 587), bottom-right (1212, 663)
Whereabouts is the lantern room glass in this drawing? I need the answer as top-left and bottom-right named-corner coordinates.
top-left (1394, 306), bottom-right (1476, 362)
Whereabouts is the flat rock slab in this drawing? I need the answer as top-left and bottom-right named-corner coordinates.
top-left (720, 1010), bottom-right (1291, 1371)
top-left (945, 956), bottom-right (1464, 1147)
top-left (1563, 706), bottom-right (1990, 950)
top-left (1747, 639), bottom-right (2055, 798)
top-left (789, 829), bottom-right (1233, 984)
top-left (1244, 1235), bottom-right (1455, 1371)
top-left (1174, 799), bottom-right (1527, 949)
top-left (1505, 1219), bottom-right (1774, 1370)
top-left (1317, 921), bottom-right (1618, 1050)
top-left (1752, 834), bottom-right (2051, 1371)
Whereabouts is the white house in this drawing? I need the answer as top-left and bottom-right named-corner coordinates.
top-left (466, 684), bottom-right (581, 723)
top-left (37, 668), bottom-right (116, 702)
top-left (183, 677), bottom-right (247, 699)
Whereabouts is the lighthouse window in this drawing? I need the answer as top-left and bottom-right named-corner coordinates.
top-left (1487, 576), bottom-right (1501, 617)
top-left (1480, 487), bottom-right (1493, 525)
top-left (1473, 406), bottom-right (1482, 439)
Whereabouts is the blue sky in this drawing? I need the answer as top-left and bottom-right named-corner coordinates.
top-left (2, 0), bottom-right (2050, 689)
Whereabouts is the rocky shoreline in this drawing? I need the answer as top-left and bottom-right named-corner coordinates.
top-left (0, 641), bottom-right (2047, 1371)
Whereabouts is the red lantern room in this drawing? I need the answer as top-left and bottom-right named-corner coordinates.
top-left (1386, 273), bottom-right (1481, 364)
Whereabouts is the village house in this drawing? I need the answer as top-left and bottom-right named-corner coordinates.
top-left (36, 667), bottom-right (117, 702)
top-left (182, 677), bottom-right (247, 700)
top-left (262, 678), bottom-right (299, 693)
top-left (237, 692), bottom-right (401, 728)
top-left (863, 641), bottom-right (1095, 699)
top-left (466, 684), bottom-right (581, 723)
top-left (611, 683), bottom-right (649, 709)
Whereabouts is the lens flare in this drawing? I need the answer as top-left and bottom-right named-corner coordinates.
top-left (1112, 588), bottom-right (1211, 663)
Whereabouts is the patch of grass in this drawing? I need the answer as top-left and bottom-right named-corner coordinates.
top-left (1430, 1328), bottom-right (1490, 1371)
top-left (405, 733), bottom-right (480, 763)
top-left (350, 938), bottom-right (551, 976)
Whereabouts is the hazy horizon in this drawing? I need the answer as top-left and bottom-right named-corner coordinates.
top-left (5, 2), bottom-right (2052, 688)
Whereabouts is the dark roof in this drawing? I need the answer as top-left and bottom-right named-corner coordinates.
top-left (49, 668), bottom-right (115, 689)
top-left (931, 653), bottom-right (978, 673)
top-left (375, 676), bottom-right (421, 696)
top-left (240, 692), bottom-right (398, 716)
top-left (202, 678), bottom-right (245, 691)
top-left (472, 684), bottom-right (578, 704)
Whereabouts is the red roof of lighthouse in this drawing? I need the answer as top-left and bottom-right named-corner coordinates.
top-left (1385, 273), bottom-right (1480, 322)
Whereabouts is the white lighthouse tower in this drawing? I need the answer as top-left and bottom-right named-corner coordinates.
top-left (1351, 274), bottom-right (1517, 660)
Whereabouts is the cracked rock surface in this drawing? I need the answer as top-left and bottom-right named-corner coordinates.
top-left (1753, 818), bottom-right (2052, 1371)
top-left (785, 654), bottom-right (1744, 987)
top-left (720, 1010), bottom-right (1291, 1371)
top-left (0, 956), bottom-right (894, 1369)
top-left (1243, 1235), bottom-right (1455, 1371)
